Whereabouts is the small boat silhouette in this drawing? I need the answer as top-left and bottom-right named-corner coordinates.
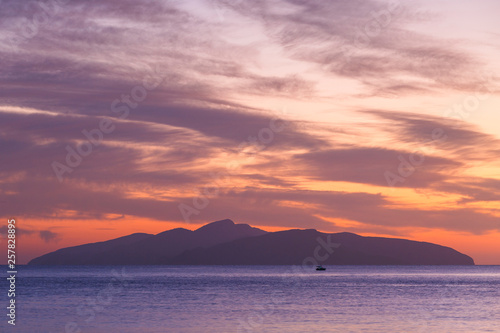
top-left (316, 265), bottom-right (326, 271)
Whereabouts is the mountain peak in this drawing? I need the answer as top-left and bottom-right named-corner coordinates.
top-left (195, 219), bottom-right (235, 232)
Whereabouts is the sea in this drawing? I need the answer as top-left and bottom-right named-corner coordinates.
top-left (2, 265), bottom-right (500, 333)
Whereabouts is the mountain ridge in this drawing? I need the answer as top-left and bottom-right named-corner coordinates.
top-left (28, 219), bottom-right (475, 265)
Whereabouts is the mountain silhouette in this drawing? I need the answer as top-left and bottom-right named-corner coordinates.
top-left (29, 219), bottom-right (474, 265)
top-left (29, 219), bottom-right (266, 265)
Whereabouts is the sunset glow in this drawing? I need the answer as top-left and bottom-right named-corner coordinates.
top-left (1, 0), bottom-right (499, 265)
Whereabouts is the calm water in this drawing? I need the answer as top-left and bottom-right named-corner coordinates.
top-left (2, 265), bottom-right (500, 332)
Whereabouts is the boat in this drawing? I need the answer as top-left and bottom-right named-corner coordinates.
top-left (316, 265), bottom-right (326, 271)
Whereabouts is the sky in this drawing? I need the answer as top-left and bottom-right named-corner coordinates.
top-left (0, 0), bottom-right (499, 264)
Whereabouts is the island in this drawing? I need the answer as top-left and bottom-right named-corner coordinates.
top-left (28, 219), bottom-right (475, 265)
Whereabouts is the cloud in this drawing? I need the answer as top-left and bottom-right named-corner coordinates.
top-left (364, 110), bottom-right (500, 161)
top-left (0, 225), bottom-right (60, 243)
top-left (225, 0), bottom-right (495, 95)
top-left (0, 0), bottom-right (317, 116)
top-left (39, 230), bottom-right (60, 243)
top-left (292, 146), bottom-right (460, 188)
top-left (0, 0), bottom-right (498, 241)
top-left (182, 187), bottom-right (500, 234)
top-left (437, 178), bottom-right (500, 204)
